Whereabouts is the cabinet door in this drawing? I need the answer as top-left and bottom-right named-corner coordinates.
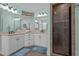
top-left (16, 35), bottom-right (24, 50)
top-left (9, 35), bottom-right (24, 55)
top-left (25, 34), bottom-right (34, 47)
top-left (19, 35), bottom-right (24, 48)
top-left (40, 33), bottom-right (48, 47)
top-left (25, 34), bottom-right (29, 40)
top-left (29, 39), bottom-right (34, 46)
top-left (25, 40), bottom-right (30, 47)
top-left (15, 35), bottom-right (20, 50)
top-left (34, 34), bottom-right (41, 46)
top-left (1, 36), bottom-right (10, 55)
top-left (9, 36), bottom-right (17, 54)
top-left (25, 34), bottom-right (30, 47)
top-left (29, 34), bottom-right (34, 46)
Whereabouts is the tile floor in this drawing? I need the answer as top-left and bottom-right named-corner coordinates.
top-left (25, 51), bottom-right (46, 56)
top-left (10, 47), bottom-right (47, 56)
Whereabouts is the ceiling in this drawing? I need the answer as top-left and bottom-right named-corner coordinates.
top-left (8, 3), bottom-right (50, 12)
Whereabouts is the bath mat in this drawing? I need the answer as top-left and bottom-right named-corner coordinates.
top-left (10, 48), bottom-right (30, 56)
top-left (31, 47), bottom-right (47, 54)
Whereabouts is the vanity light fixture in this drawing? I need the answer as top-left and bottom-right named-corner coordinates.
top-left (11, 7), bottom-right (16, 14)
top-left (0, 4), bottom-right (4, 9)
top-left (37, 12), bottom-right (47, 17)
top-left (37, 13), bottom-right (42, 17)
top-left (0, 3), bottom-right (18, 14)
top-left (8, 6), bottom-right (18, 14)
top-left (14, 18), bottom-right (20, 21)
top-left (8, 6), bottom-right (13, 12)
top-left (35, 20), bottom-right (38, 23)
top-left (0, 3), bottom-right (9, 10)
top-left (14, 9), bottom-right (18, 14)
top-left (43, 12), bottom-right (47, 16)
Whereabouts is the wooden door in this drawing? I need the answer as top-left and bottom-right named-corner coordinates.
top-left (52, 4), bottom-right (71, 56)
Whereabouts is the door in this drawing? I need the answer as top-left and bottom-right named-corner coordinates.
top-left (52, 4), bottom-right (71, 55)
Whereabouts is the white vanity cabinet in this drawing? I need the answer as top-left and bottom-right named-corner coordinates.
top-left (15, 35), bottom-right (24, 50)
top-left (1, 34), bottom-right (24, 55)
top-left (1, 36), bottom-right (9, 55)
top-left (9, 35), bottom-right (24, 55)
top-left (29, 33), bottom-right (34, 46)
top-left (34, 34), bottom-right (41, 46)
top-left (24, 33), bottom-right (34, 47)
top-left (40, 33), bottom-right (48, 47)
top-left (0, 32), bottom-right (48, 55)
top-left (9, 36), bottom-right (17, 54)
top-left (24, 34), bottom-right (30, 47)
top-left (34, 33), bottom-right (48, 48)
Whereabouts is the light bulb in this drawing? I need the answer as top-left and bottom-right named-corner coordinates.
top-left (0, 4), bottom-right (18, 14)
top-left (8, 6), bottom-right (14, 13)
top-left (0, 5), bottom-right (5, 9)
top-left (1, 4), bottom-right (8, 10)
top-left (14, 10), bottom-right (18, 14)
top-left (44, 12), bottom-right (47, 16)
top-left (37, 13), bottom-right (42, 17)
top-left (11, 8), bottom-right (15, 13)
top-left (13, 9), bottom-right (18, 14)
top-left (37, 14), bottom-right (41, 17)
top-left (14, 18), bottom-right (20, 21)
top-left (35, 20), bottom-right (38, 23)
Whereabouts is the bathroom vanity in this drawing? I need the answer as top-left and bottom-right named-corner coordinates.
top-left (0, 30), bottom-right (48, 56)
top-left (0, 4), bottom-right (48, 56)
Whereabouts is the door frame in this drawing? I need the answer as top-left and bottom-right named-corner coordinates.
top-left (50, 3), bottom-right (75, 56)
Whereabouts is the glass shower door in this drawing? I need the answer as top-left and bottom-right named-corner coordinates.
top-left (52, 4), bottom-right (71, 56)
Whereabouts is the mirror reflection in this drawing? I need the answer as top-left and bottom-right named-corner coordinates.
top-left (0, 3), bottom-right (48, 34)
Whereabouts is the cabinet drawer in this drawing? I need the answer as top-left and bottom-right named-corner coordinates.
top-left (25, 40), bottom-right (30, 46)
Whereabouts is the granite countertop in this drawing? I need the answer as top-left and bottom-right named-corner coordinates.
top-left (0, 29), bottom-right (46, 36)
top-left (0, 30), bottom-right (30, 36)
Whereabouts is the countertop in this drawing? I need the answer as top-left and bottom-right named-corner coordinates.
top-left (0, 30), bottom-right (47, 36)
